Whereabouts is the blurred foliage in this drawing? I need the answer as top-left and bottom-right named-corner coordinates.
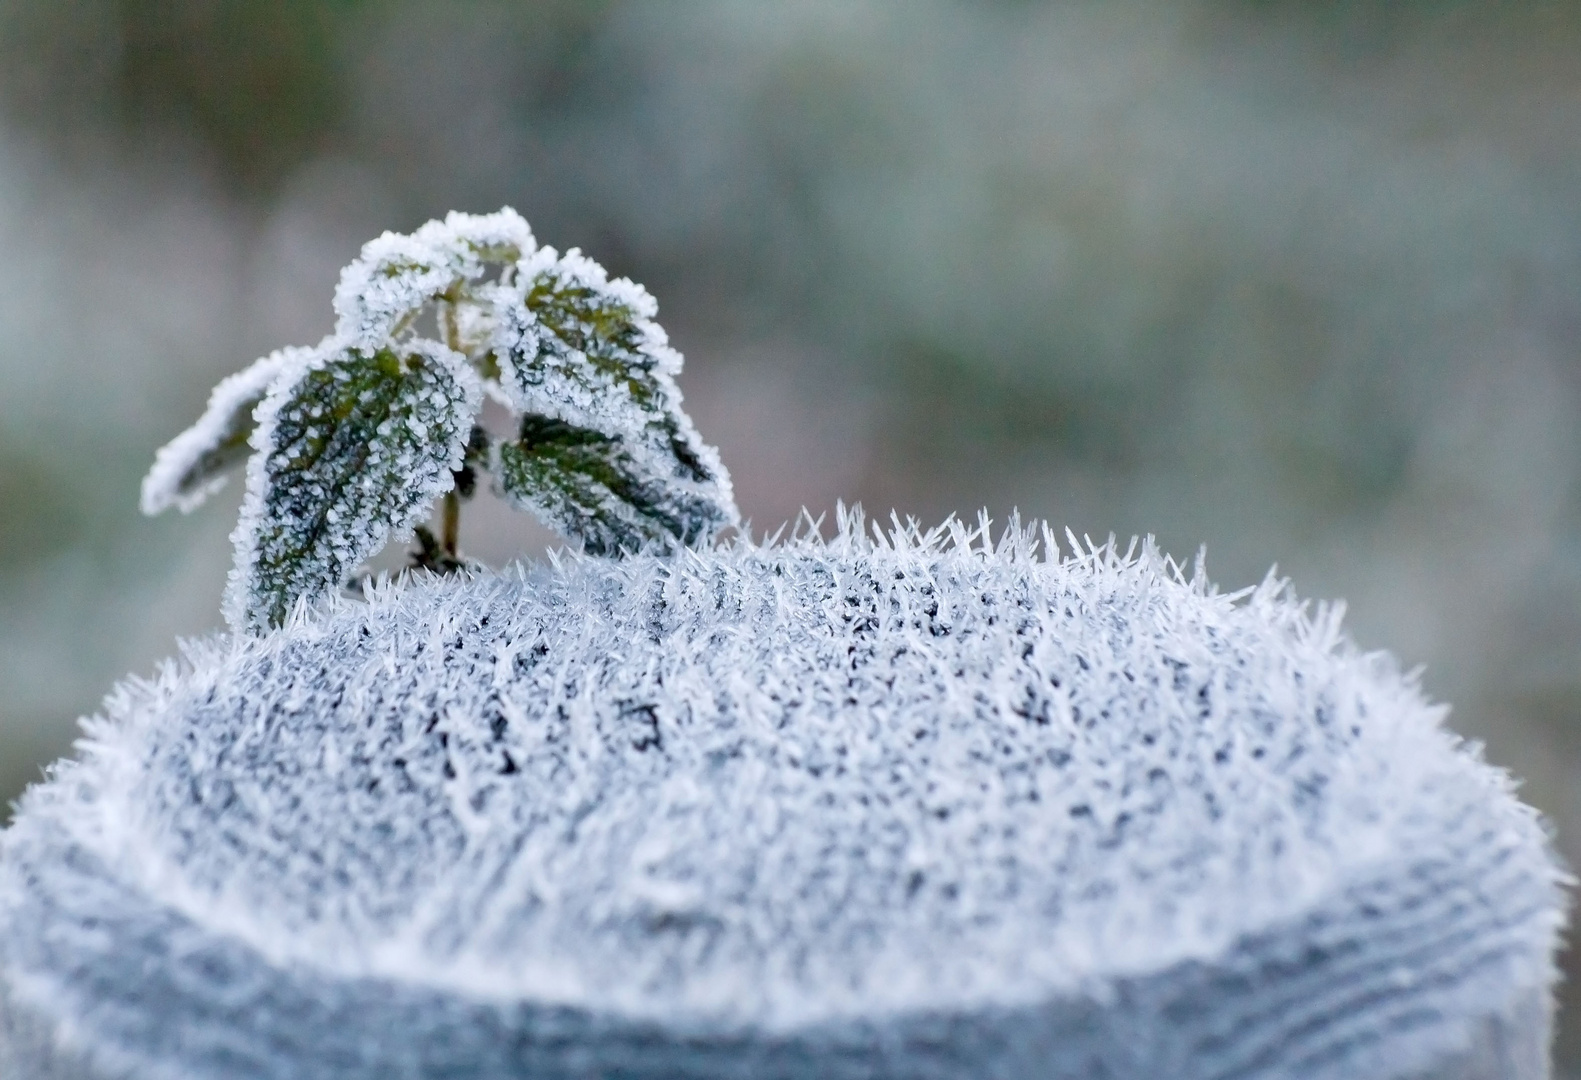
top-left (0, 0), bottom-right (370, 184)
top-left (880, 344), bottom-right (1151, 473)
top-left (111, 0), bottom-right (351, 181)
top-left (0, 0), bottom-right (626, 188)
top-left (0, 444), bottom-right (82, 587)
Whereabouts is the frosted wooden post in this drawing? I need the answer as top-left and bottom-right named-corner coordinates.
top-left (0, 520), bottom-right (1565, 1078)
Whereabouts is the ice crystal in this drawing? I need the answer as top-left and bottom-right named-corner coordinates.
top-left (141, 208), bottom-right (738, 631)
top-left (0, 517), bottom-right (1563, 1078)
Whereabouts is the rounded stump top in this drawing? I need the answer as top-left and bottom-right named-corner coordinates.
top-left (0, 520), bottom-right (1565, 1079)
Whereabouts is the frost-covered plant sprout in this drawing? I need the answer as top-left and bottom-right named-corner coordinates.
top-left (139, 208), bottom-right (736, 632)
top-left (0, 211), bottom-right (1568, 1080)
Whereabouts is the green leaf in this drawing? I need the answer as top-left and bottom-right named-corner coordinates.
top-left (497, 416), bottom-right (721, 555)
top-left (140, 346), bottom-right (306, 515)
top-left (491, 247), bottom-right (737, 552)
top-left (228, 340), bottom-right (482, 631)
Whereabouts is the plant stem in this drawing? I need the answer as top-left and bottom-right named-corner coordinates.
top-left (438, 298), bottom-right (466, 566)
top-left (442, 490), bottom-right (460, 559)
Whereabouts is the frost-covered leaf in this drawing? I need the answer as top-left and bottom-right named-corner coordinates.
top-left (334, 208), bottom-right (535, 350)
top-left (414, 207), bottom-right (535, 270)
top-left (332, 231), bottom-right (459, 349)
top-left (139, 346), bottom-right (309, 515)
top-left (228, 340), bottom-right (481, 631)
top-left (490, 246), bottom-right (737, 552)
top-left (497, 416), bottom-right (722, 555)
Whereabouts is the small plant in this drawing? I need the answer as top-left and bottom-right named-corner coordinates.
top-left (140, 208), bottom-right (738, 633)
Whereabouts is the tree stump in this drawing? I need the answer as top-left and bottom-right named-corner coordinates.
top-left (0, 526), bottom-right (1565, 1078)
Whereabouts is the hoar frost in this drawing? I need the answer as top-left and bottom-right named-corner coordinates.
top-left (0, 516), bottom-right (1564, 1079)
top-left (140, 208), bottom-right (738, 633)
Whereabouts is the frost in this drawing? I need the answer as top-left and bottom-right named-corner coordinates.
top-left (0, 519), bottom-right (1563, 1077)
top-left (414, 207), bottom-right (536, 269)
top-left (140, 208), bottom-right (737, 632)
top-left (334, 209), bottom-right (536, 349)
top-left (138, 346), bottom-right (311, 515)
top-left (492, 246), bottom-right (736, 554)
top-left (225, 340), bottom-right (481, 633)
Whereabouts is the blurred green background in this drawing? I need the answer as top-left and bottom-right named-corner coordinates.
top-left (2, 0), bottom-right (1580, 1067)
